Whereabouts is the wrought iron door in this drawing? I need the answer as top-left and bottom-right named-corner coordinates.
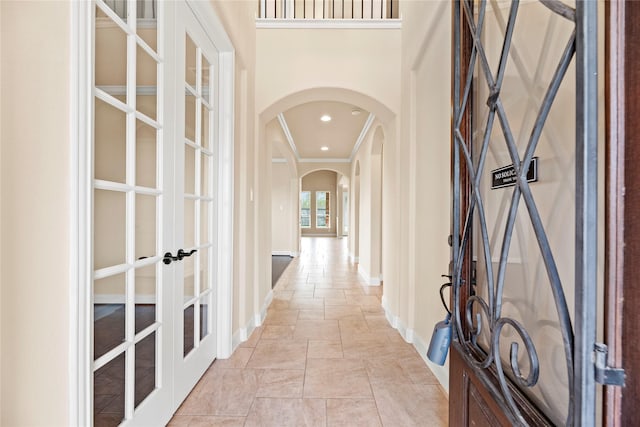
top-left (450, 1), bottom-right (600, 426)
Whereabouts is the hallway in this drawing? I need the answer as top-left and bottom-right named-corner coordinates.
top-left (169, 237), bottom-right (448, 426)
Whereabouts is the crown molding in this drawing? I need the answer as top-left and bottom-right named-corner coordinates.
top-left (277, 113), bottom-right (301, 160)
top-left (350, 112), bottom-right (376, 160)
top-left (298, 158), bottom-right (351, 163)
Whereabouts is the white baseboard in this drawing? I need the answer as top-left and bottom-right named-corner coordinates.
top-left (348, 253), bottom-right (359, 263)
top-left (231, 289), bottom-right (274, 353)
top-left (381, 295), bottom-right (449, 393)
top-left (358, 264), bottom-right (381, 286)
top-left (413, 333), bottom-right (449, 394)
top-left (94, 294), bottom-right (156, 304)
top-left (231, 327), bottom-right (248, 352)
top-left (381, 295), bottom-right (394, 326)
top-left (255, 289), bottom-right (273, 326)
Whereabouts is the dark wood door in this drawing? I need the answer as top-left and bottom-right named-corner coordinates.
top-left (447, 1), bottom-right (610, 426)
top-left (604, 1), bottom-right (640, 426)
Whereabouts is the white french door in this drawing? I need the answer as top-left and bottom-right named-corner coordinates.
top-left (90, 1), bottom-right (227, 425)
top-left (172, 1), bottom-right (219, 401)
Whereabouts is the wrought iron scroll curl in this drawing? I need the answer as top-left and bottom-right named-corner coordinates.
top-left (451, 0), bottom-right (579, 425)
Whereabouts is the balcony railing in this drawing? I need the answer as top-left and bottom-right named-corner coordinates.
top-left (102, 0), bottom-right (157, 20)
top-left (259, 0), bottom-right (399, 20)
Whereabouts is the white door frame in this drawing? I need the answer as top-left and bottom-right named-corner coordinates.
top-left (71, 0), bottom-right (235, 424)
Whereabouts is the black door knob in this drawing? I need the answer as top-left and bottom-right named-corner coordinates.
top-left (163, 250), bottom-right (197, 264)
top-left (163, 252), bottom-right (178, 265)
top-left (177, 249), bottom-right (197, 260)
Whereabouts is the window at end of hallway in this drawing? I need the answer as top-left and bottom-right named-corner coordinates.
top-left (300, 191), bottom-right (311, 228)
top-left (316, 191), bottom-right (330, 228)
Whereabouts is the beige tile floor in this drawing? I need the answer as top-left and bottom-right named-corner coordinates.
top-left (169, 237), bottom-right (449, 426)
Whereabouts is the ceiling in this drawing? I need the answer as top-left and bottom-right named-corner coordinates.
top-left (273, 101), bottom-right (371, 161)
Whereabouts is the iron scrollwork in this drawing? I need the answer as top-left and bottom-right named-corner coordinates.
top-left (451, 0), bottom-right (597, 425)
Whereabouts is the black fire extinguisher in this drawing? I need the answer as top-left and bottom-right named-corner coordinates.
top-left (427, 275), bottom-right (452, 366)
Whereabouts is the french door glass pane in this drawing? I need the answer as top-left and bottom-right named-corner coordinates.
top-left (200, 152), bottom-right (211, 198)
top-left (95, 99), bottom-right (126, 184)
top-left (94, 352), bottom-right (125, 427)
top-left (136, 44), bottom-right (158, 120)
top-left (94, 273), bottom-right (126, 360)
top-left (136, 0), bottom-right (158, 49)
top-left (200, 299), bottom-right (209, 340)
top-left (102, 0), bottom-right (127, 20)
top-left (200, 201), bottom-right (210, 245)
top-left (201, 55), bottom-right (211, 104)
top-left (135, 194), bottom-right (156, 260)
top-left (184, 305), bottom-right (195, 356)
top-left (94, 189), bottom-right (126, 270)
top-left (199, 246), bottom-right (210, 291)
top-left (184, 199), bottom-right (195, 249)
top-left (135, 264), bottom-right (157, 333)
top-left (134, 332), bottom-right (156, 408)
top-left (185, 92), bottom-right (197, 142)
top-left (185, 34), bottom-right (197, 88)
top-left (95, 12), bottom-right (127, 88)
top-left (201, 106), bottom-right (210, 150)
top-left (185, 144), bottom-right (196, 194)
top-left (184, 255), bottom-right (196, 301)
top-left (135, 119), bottom-right (157, 188)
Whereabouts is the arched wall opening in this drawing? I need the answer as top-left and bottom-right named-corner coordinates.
top-left (257, 86), bottom-right (398, 329)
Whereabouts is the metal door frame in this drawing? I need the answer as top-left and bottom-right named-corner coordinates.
top-left (450, 1), bottom-right (598, 425)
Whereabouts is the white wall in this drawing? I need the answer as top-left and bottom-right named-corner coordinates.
top-left (0, 1), bottom-right (3, 417)
top-left (271, 162), bottom-right (295, 253)
top-left (406, 0), bottom-right (452, 390)
top-left (209, 0), bottom-right (261, 339)
top-left (1, 1), bottom-right (73, 424)
top-left (255, 28), bottom-right (401, 118)
top-left (351, 124), bottom-right (384, 286)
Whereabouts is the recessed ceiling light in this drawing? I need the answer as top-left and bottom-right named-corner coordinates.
top-left (351, 108), bottom-right (362, 116)
top-left (321, 146), bottom-right (329, 151)
top-left (320, 115), bottom-right (332, 122)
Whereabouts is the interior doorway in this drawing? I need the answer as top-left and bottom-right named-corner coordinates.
top-left (86, 1), bottom-right (234, 425)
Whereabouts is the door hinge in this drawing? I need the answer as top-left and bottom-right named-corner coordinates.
top-left (594, 343), bottom-right (625, 386)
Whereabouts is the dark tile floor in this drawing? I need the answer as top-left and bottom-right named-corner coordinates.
top-left (94, 305), bottom-right (157, 427)
top-left (272, 255), bottom-right (293, 288)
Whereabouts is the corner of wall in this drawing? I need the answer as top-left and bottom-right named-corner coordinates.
top-left (231, 287), bottom-right (273, 354)
top-left (357, 263), bottom-right (381, 286)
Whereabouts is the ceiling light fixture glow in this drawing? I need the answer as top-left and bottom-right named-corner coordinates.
top-left (320, 114), bottom-right (332, 122)
top-left (321, 146), bottom-right (329, 151)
